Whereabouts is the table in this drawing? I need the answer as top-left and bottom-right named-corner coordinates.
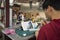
top-left (2, 29), bottom-right (35, 40)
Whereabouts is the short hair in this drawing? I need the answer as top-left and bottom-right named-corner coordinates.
top-left (13, 4), bottom-right (20, 7)
top-left (42, 0), bottom-right (60, 10)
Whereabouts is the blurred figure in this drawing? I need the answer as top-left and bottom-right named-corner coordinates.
top-left (12, 13), bottom-right (17, 25)
top-left (17, 12), bottom-right (24, 24)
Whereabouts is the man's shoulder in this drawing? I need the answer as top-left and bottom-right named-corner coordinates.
top-left (40, 22), bottom-right (52, 31)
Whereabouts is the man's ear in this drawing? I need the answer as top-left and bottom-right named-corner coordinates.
top-left (47, 6), bottom-right (53, 12)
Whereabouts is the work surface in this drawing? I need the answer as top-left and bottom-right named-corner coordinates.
top-left (2, 29), bottom-right (35, 40)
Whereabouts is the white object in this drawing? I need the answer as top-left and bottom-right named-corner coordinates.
top-left (23, 34), bottom-right (26, 36)
top-left (21, 21), bottom-right (38, 31)
top-left (21, 21), bottom-right (31, 31)
top-left (0, 23), bottom-right (5, 28)
top-left (32, 22), bottom-right (38, 29)
top-left (1, 1), bottom-right (4, 7)
top-left (29, 29), bottom-right (38, 31)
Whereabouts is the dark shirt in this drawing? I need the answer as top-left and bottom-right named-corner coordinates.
top-left (18, 15), bottom-right (22, 21)
top-left (37, 19), bottom-right (60, 40)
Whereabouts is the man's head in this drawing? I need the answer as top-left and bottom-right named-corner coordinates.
top-left (42, 0), bottom-right (60, 20)
top-left (42, 0), bottom-right (60, 10)
top-left (13, 4), bottom-right (20, 11)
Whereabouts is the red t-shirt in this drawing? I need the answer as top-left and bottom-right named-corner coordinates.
top-left (37, 19), bottom-right (60, 40)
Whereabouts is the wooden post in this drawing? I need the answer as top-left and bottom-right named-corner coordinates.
top-left (5, 0), bottom-right (10, 27)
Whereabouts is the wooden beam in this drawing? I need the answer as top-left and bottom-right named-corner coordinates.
top-left (5, 0), bottom-right (10, 27)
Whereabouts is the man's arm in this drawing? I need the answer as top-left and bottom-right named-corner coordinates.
top-left (35, 29), bottom-right (40, 38)
top-left (36, 27), bottom-right (47, 40)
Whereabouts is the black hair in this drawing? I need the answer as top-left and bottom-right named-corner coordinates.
top-left (13, 4), bottom-right (20, 7)
top-left (18, 12), bottom-right (23, 15)
top-left (42, 0), bottom-right (60, 10)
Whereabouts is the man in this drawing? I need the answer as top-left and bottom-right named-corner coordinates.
top-left (36, 0), bottom-right (60, 40)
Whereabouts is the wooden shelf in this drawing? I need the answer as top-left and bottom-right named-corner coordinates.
top-left (0, 7), bottom-right (4, 9)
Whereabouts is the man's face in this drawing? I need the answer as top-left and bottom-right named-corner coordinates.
top-left (13, 7), bottom-right (20, 12)
top-left (44, 8), bottom-right (52, 20)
